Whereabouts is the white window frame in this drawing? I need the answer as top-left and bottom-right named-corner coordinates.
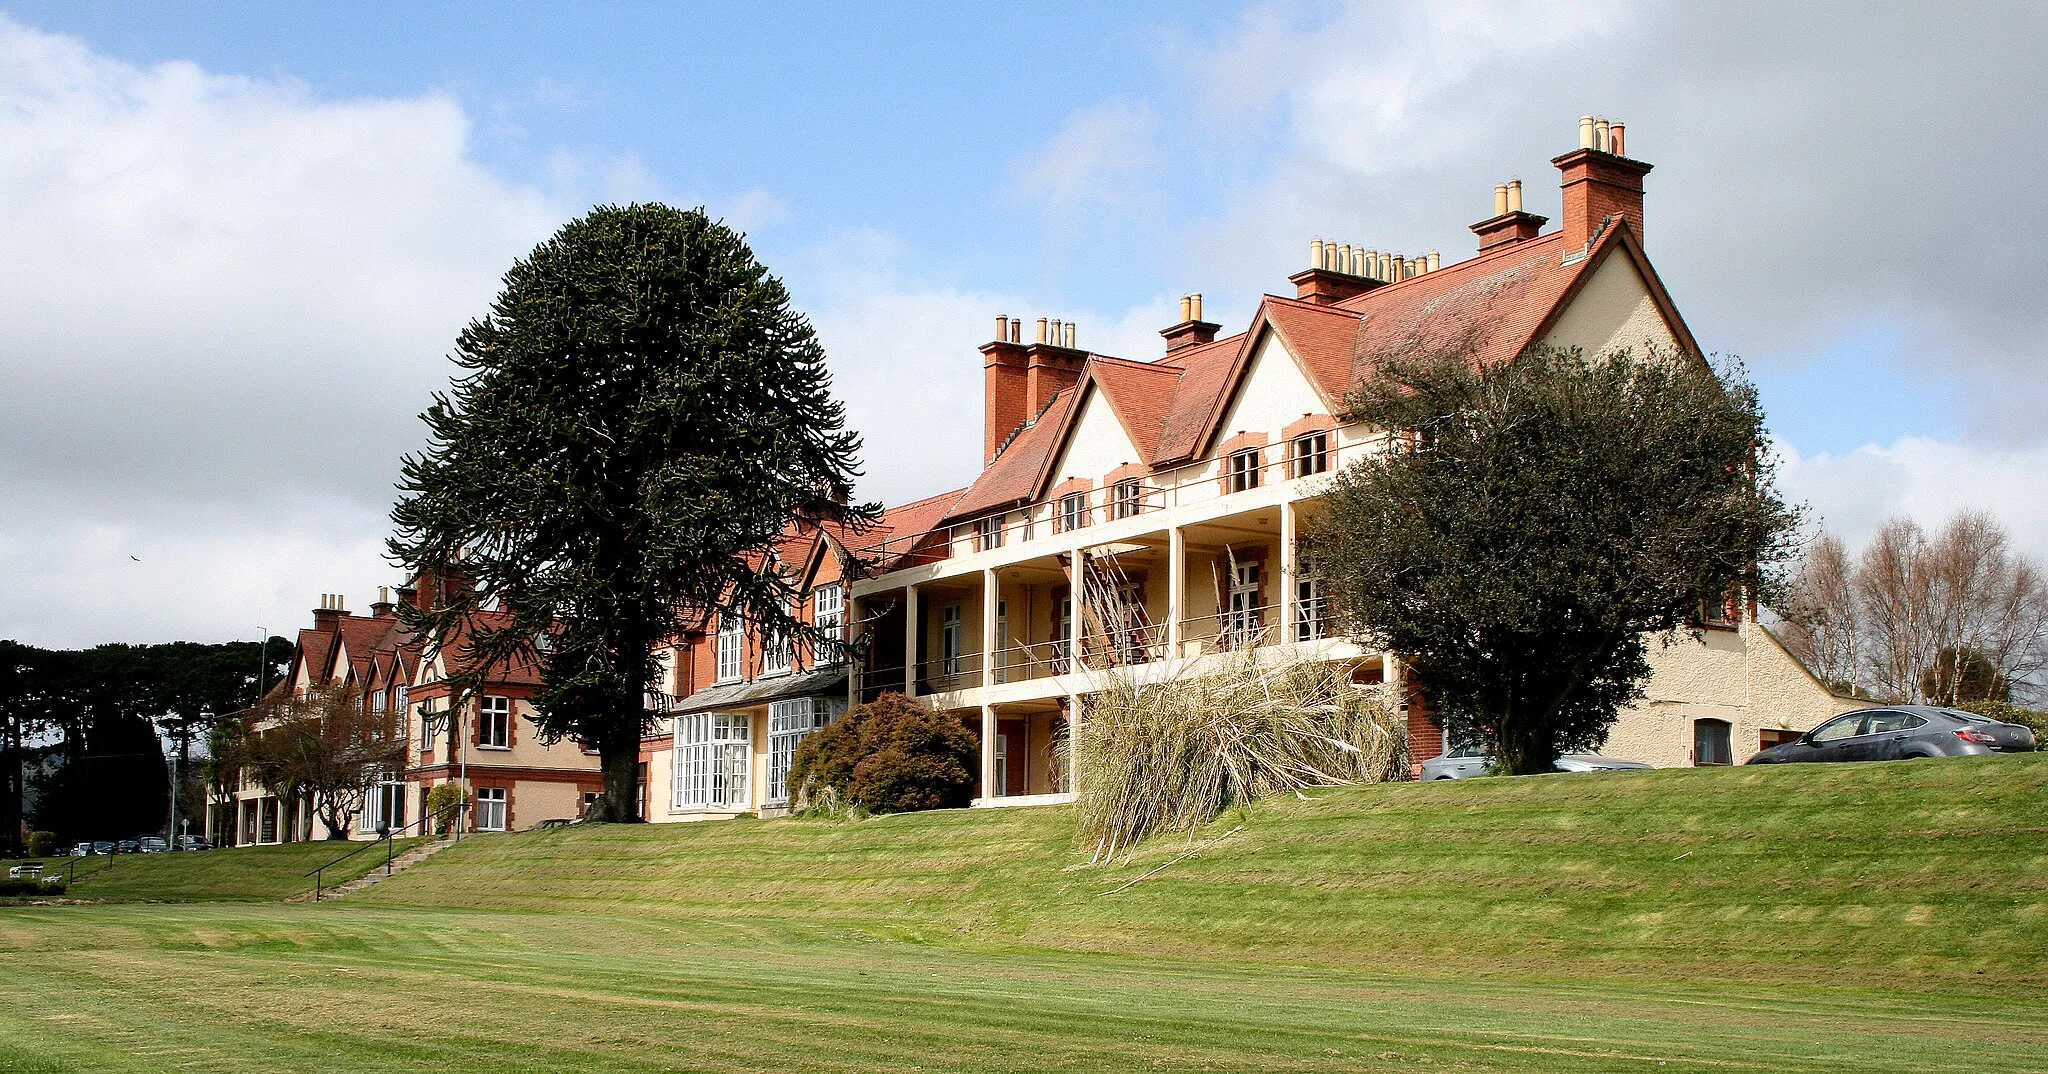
top-left (813, 583), bottom-right (845, 663)
top-left (1292, 432), bottom-right (1329, 477)
top-left (673, 712), bottom-right (752, 810)
top-left (767, 697), bottom-right (844, 807)
top-left (977, 514), bottom-right (1004, 551)
top-left (1111, 478), bottom-right (1145, 519)
top-left (1226, 561), bottom-right (1262, 649)
top-left (715, 616), bottom-right (744, 683)
top-left (1295, 577), bottom-right (1327, 642)
top-left (1057, 491), bottom-right (1090, 533)
top-left (475, 787), bottom-right (507, 832)
top-left (1229, 448), bottom-right (1263, 492)
top-left (762, 622), bottom-right (792, 677)
top-left (940, 603), bottom-right (964, 679)
top-left (993, 600), bottom-right (1010, 684)
top-left (478, 695), bottom-right (511, 749)
top-left (994, 731), bottom-right (1009, 797)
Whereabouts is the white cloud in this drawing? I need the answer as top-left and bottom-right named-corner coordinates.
top-left (1779, 437), bottom-right (2048, 565)
top-left (0, 16), bottom-right (766, 647)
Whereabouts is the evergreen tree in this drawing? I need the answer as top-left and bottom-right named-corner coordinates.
top-left (1306, 342), bottom-right (1798, 774)
top-left (390, 204), bottom-right (873, 820)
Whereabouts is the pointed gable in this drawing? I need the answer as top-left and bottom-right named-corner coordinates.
top-left (1042, 378), bottom-right (1148, 492)
top-left (1085, 357), bottom-right (1184, 461)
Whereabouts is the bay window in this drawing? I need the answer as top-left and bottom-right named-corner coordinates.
top-left (673, 712), bottom-right (752, 810)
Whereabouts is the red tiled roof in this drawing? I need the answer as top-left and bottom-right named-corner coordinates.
top-left (945, 385), bottom-right (1078, 520)
top-left (1084, 356), bottom-right (1184, 462)
top-left (915, 223), bottom-right (1682, 535)
top-left (1150, 332), bottom-right (1247, 465)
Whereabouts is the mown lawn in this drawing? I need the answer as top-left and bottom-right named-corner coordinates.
top-left (2, 839), bottom-right (417, 903)
top-left (1, 904), bottom-right (2043, 1073)
top-left (0, 756), bottom-right (2043, 1072)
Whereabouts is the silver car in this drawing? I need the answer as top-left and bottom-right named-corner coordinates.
top-left (1747, 706), bottom-right (2036, 764)
top-left (1420, 743), bottom-right (1653, 779)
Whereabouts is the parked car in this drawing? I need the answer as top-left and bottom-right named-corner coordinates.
top-left (114, 839), bottom-right (140, 854)
top-left (70, 843), bottom-right (92, 857)
top-left (91, 841), bottom-right (115, 856)
top-left (137, 837), bottom-right (169, 854)
top-left (174, 836), bottom-right (210, 851)
top-left (1420, 743), bottom-right (1654, 779)
top-left (1748, 706), bottom-right (2037, 764)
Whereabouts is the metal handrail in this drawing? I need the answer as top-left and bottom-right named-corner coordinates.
top-left (303, 812), bottom-right (432, 902)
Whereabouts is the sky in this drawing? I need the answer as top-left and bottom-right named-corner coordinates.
top-left (3, 1), bottom-right (2047, 648)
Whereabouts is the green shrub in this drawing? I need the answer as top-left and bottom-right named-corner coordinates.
top-left (426, 783), bottom-right (464, 834)
top-left (0, 878), bottom-right (62, 897)
top-left (24, 831), bottom-right (56, 858)
top-left (790, 692), bottom-right (979, 814)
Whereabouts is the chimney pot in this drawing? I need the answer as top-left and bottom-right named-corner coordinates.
top-left (1580, 114), bottom-right (1596, 149)
top-left (1179, 295), bottom-right (1192, 322)
top-left (1427, 250), bottom-right (1440, 272)
top-left (1311, 238), bottom-right (1323, 268)
top-left (1610, 120), bottom-right (1626, 157)
top-left (1036, 317), bottom-right (1048, 344)
top-left (1010, 318), bottom-right (1020, 342)
top-left (1190, 293), bottom-right (1202, 321)
top-left (1554, 121), bottom-right (1652, 250)
top-left (1493, 183), bottom-right (1509, 216)
top-left (1064, 322), bottom-right (1075, 348)
top-left (1507, 179), bottom-right (1523, 212)
top-left (996, 314), bottom-right (1008, 340)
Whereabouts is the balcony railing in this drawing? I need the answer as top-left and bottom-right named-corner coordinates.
top-left (856, 427), bottom-right (1376, 569)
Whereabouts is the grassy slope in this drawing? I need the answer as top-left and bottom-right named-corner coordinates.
top-left (1, 758), bottom-right (2044, 1073)
top-left (359, 755), bottom-right (2048, 991)
top-left (2, 839), bottom-right (418, 903)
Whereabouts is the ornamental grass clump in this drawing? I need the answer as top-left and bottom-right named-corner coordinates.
top-left (1075, 655), bottom-right (1405, 863)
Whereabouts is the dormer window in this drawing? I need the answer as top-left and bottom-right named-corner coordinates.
top-left (1229, 449), bottom-right (1262, 492)
top-left (715, 615), bottom-right (743, 683)
top-left (1111, 478), bottom-right (1146, 519)
top-left (1291, 432), bottom-right (1329, 477)
top-left (1057, 491), bottom-right (1090, 533)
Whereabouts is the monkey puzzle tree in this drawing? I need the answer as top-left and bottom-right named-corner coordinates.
top-left (1305, 341), bottom-right (1798, 775)
top-left (390, 204), bottom-right (873, 821)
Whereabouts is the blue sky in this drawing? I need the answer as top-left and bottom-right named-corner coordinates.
top-left (2, 2), bottom-right (2044, 645)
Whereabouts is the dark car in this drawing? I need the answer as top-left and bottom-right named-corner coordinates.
top-left (114, 839), bottom-right (140, 854)
top-left (90, 841), bottom-right (114, 856)
top-left (1747, 706), bottom-right (2037, 764)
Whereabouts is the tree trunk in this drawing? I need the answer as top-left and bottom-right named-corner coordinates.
top-left (1495, 717), bottom-right (1559, 776)
top-left (598, 730), bottom-right (642, 823)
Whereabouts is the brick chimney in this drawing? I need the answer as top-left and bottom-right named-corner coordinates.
top-left (370, 586), bottom-right (396, 619)
top-left (980, 315), bottom-right (1029, 467)
top-left (311, 592), bottom-right (347, 632)
top-left (1024, 317), bottom-right (1086, 419)
top-left (1161, 293), bottom-right (1220, 353)
top-left (1471, 179), bottom-right (1548, 251)
top-left (1554, 115), bottom-right (1651, 253)
top-left (406, 564), bottom-right (473, 611)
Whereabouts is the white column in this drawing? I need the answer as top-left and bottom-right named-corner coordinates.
top-left (1382, 651), bottom-right (1406, 716)
top-left (1066, 547), bottom-right (1087, 674)
top-left (1279, 501), bottom-right (1297, 645)
top-left (845, 592), bottom-right (862, 707)
top-left (980, 704), bottom-right (997, 803)
top-left (1167, 526), bottom-right (1185, 661)
top-left (981, 568), bottom-right (998, 690)
top-left (903, 584), bottom-right (919, 697)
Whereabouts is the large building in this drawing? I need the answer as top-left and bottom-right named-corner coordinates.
top-left (213, 572), bottom-right (602, 844)
top-left (640, 116), bottom-right (1857, 817)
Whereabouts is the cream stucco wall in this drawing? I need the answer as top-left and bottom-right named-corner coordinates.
top-left (1213, 331), bottom-right (1327, 444)
top-left (1048, 384), bottom-right (1143, 488)
top-left (1600, 623), bottom-right (1860, 767)
top-left (1540, 251), bottom-right (1678, 358)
